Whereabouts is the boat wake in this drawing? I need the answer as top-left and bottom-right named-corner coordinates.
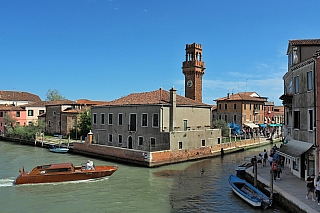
top-left (16, 176), bottom-right (110, 186)
top-left (0, 178), bottom-right (14, 187)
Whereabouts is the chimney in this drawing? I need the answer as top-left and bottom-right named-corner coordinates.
top-left (227, 93), bottom-right (230, 99)
top-left (169, 87), bottom-right (177, 131)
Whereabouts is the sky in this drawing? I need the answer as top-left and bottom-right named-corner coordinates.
top-left (1, 1), bottom-right (320, 106)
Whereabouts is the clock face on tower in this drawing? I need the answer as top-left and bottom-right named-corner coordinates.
top-left (187, 80), bottom-right (193, 87)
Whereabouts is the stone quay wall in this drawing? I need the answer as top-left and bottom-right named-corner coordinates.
top-left (73, 137), bottom-right (269, 167)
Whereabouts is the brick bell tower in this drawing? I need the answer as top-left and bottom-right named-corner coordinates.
top-left (182, 43), bottom-right (205, 102)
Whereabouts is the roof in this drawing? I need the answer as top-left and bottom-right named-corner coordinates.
top-left (20, 101), bottom-right (47, 107)
top-left (287, 39), bottom-right (320, 54)
top-left (0, 104), bottom-right (24, 111)
top-left (276, 140), bottom-right (313, 160)
top-left (45, 100), bottom-right (77, 106)
top-left (0, 91), bottom-right (41, 102)
top-left (76, 99), bottom-right (109, 105)
top-left (96, 88), bottom-right (210, 107)
top-left (214, 92), bottom-right (266, 102)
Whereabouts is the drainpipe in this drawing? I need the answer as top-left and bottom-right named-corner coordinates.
top-left (169, 87), bottom-right (177, 131)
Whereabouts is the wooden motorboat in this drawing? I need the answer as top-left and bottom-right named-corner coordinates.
top-left (229, 174), bottom-right (272, 209)
top-left (14, 162), bottom-right (118, 185)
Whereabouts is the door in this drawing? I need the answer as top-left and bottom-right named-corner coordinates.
top-left (128, 136), bottom-right (133, 149)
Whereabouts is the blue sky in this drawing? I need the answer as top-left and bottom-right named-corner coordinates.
top-left (1, 0), bottom-right (320, 106)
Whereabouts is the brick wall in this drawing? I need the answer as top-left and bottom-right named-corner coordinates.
top-left (74, 137), bottom-right (263, 167)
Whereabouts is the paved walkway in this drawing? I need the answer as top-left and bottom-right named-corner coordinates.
top-left (247, 162), bottom-right (319, 213)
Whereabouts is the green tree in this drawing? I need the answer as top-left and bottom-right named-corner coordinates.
top-left (3, 113), bottom-right (16, 135)
top-left (46, 89), bottom-right (66, 101)
top-left (5, 120), bottom-right (45, 140)
top-left (77, 109), bottom-right (91, 139)
top-left (212, 119), bottom-right (230, 137)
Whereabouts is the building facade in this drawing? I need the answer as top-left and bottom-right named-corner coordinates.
top-left (213, 92), bottom-right (266, 129)
top-left (279, 39), bottom-right (320, 178)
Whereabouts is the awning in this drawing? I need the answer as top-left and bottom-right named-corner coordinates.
top-left (259, 124), bottom-right (267, 127)
top-left (276, 140), bottom-right (313, 160)
top-left (243, 123), bottom-right (259, 128)
top-left (269, 123), bottom-right (282, 127)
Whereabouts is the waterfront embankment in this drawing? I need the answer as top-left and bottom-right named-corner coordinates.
top-left (246, 163), bottom-right (319, 213)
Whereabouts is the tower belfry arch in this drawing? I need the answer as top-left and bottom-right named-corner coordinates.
top-left (182, 43), bottom-right (205, 103)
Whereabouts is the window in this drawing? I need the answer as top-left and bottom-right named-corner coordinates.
top-left (183, 120), bottom-right (188, 131)
top-left (233, 103), bottom-right (236, 110)
top-left (28, 110), bottom-right (34, 116)
top-left (178, 141), bottom-right (183, 150)
top-left (101, 113), bottom-right (105, 125)
top-left (118, 134), bottom-right (122, 144)
top-left (0, 112), bottom-right (3, 117)
top-left (224, 114), bottom-right (227, 121)
top-left (118, 113), bottom-right (123, 126)
top-left (233, 115), bottom-right (236, 122)
top-left (138, 136), bottom-right (143, 146)
top-left (218, 115), bottom-right (222, 119)
top-left (93, 113), bottom-right (97, 124)
top-left (129, 114), bottom-right (137, 131)
top-left (39, 110), bottom-right (44, 115)
top-left (150, 137), bottom-right (156, 148)
top-left (294, 76), bottom-right (299, 94)
top-left (108, 113), bottom-right (113, 125)
top-left (218, 138), bottom-right (221, 144)
top-left (243, 114), bottom-right (246, 121)
top-left (249, 115), bottom-right (252, 121)
top-left (152, 113), bottom-right (159, 128)
top-left (201, 139), bottom-right (205, 147)
top-left (218, 104), bottom-right (222, 110)
top-left (141, 113), bottom-right (148, 127)
top-left (224, 104), bottom-right (227, 110)
top-left (309, 109), bottom-right (313, 131)
top-left (249, 104), bottom-right (252, 110)
top-left (53, 111), bottom-right (56, 116)
top-left (48, 120), bottom-right (51, 127)
top-left (307, 71), bottom-right (313, 91)
top-left (288, 80), bottom-right (292, 94)
top-left (16, 111), bottom-right (20, 117)
top-left (244, 104), bottom-right (246, 110)
top-left (294, 111), bottom-right (300, 129)
top-left (108, 134), bottom-right (113, 142)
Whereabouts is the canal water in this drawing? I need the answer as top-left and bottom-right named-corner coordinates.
top-left (0, 140), bottom-right (287, 213)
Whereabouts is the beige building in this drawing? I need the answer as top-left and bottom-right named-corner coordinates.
top-left (279, 39), bottom-right (320, 178)
top-left (91, 88), bottom-right (221, 152)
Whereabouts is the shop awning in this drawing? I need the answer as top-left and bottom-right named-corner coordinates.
top-left (243, 123), bottom-right (259, 128)
top-left (259, 124), bottom-right (267, 127)
top-left (276, 140), bottom-right (313, 160)
top-left (269, 123), bottom-right (282, 127)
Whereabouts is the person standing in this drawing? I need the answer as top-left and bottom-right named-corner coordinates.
top-left (257, 154), bottom-right (262, 168)
top-left (306, 174), bottom-right (316, 201)
top-left (262, 149), bottom-right (268, 167)
top-left (277, 163), bottom-right (282, 180)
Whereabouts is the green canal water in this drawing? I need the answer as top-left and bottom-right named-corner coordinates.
top-left (0, 140), bottom-right (287, 213)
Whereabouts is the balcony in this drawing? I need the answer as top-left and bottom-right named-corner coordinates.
top-left (279, 93), bottom-right (293, 109)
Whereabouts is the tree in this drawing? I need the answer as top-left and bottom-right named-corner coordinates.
top-left (75, 108), bottom-right (91, 139)
top-left (3, 113), bottom-right (17, 135)
top-left (46, 89), bottom-right (65, 101)
top-left (212, 119), bottom-right (230, 137)
top-left (5, 120), bottom-right (45, 140)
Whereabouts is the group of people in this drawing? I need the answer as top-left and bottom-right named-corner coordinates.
top-left (306, 173), bottom-right (320, 205)
top-left (252, 145), bottom-right (283, 181)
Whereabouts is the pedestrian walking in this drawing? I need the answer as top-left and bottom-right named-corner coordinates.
top-left (306, 174), bottom-right (316, 201)
top-left (271, 160), bottom-right (278, 181)
top-left (257, 154), bottom-right (262, 168)
top-left (277, 163), bottom-right (282, 180)
top-left (315, 177), bottom-right (320, 205)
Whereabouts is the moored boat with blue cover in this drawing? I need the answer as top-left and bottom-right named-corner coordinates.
top-left (229, 174), bottom-right (272, 209)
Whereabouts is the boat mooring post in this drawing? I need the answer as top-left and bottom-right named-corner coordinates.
top-left (254, 156), bottom-right (257, 187)
top-left (269, 168), bottom-right (274, 199)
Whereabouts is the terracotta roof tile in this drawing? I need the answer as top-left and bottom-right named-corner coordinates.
top-left (0, 104), bottom-right (24, 111)
top-left (0, 91), bottom-right (41, 102)
top-left (289, 39), bottom-right (320, 46)
top-left (45, 100), bottom-right (77, 106)
top-left (214, 92), bottom-right (266, 102)
top-left (98, 88), bottom-right (209, 107)
top-left (76, 99), bottom-right (109, 105)
top-left (20, 101), bottom-right (47, 107)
